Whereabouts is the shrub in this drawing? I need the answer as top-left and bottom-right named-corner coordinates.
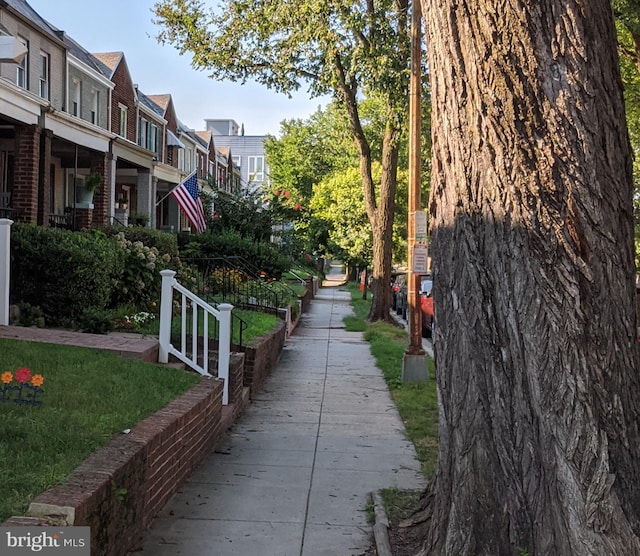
top-left (14, 302), bottom-right (44, 327)
top-left (77, 307), bottom-right (114, 334)
top-left (109, 230), bottom-right (200, 310)
top-left (178, 230), bottom-right (293, 279)
top-left (10, 224), bottom-right (123, 327)
top-left (102, 225), bottom-right (179, 259)
top-left (110, 232), bottom-right (165, 309)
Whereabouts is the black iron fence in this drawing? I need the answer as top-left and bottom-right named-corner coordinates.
top-left (182, 256), bottom-right (296, 315)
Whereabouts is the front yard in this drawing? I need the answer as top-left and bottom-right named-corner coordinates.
top-left (0, 339), bottom-right (200, 522)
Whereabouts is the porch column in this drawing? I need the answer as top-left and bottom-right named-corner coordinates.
top-left (38, 129), bottom-right (52, 226)
top-left (13, 124), bottom-right (41, 224)
top-left (136, 170), bottom-right (153, 227)
top-left (92, 152), bottom-right (113, 227)
top-left (0, 218), bottom-right (12, 325)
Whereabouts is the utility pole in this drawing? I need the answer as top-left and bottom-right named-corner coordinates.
top-left (402, 0), bottom-right (428, 382)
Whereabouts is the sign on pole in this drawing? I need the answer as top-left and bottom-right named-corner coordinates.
top-left (415, 210), bottom-right (427, 241)
top-left (412, 244), bottom-right (429, 273)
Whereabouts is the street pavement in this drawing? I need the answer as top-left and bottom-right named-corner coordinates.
top-left (136, 263), bottom-right (425, 556)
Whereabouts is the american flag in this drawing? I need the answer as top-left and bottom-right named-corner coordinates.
top-left (171, 171), bottom-right (206, 233)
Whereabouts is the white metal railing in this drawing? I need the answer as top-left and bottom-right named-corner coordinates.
top-left (159, 269), bottom-right (233, 404)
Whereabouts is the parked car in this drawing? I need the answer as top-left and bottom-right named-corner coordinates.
top-left (391, 272), bottom-right (407, 312)
top-left (419, 277), bottom-right (434, 337)
top-left (396, 273), bottom-right (431, 322)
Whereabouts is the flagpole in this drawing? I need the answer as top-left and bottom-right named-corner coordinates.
top-left (155, 170), bottom-right (197, 207)
top-left (155, 189), bottom-right (173, 207)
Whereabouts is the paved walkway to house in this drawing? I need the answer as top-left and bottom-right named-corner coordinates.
top-left (0, 325), bottom-right (159, 361)
top-left (136, 263), bottom-right (425, 556)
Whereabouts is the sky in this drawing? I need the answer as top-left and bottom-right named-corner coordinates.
top-left (27, 0), bottom-right (327, 137)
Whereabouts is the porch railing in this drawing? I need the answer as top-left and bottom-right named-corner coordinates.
top-left (158, 269), bottom-right (233, 404)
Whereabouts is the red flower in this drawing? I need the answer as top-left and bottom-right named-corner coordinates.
top-left (294, 203), bottom-right (301, 210)
top-left (15, 367), bottom-right (32, 384)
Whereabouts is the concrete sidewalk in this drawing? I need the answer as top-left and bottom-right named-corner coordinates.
top-left (137, 265), bottom-right (425, 555)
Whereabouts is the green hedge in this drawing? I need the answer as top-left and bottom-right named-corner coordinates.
top-left (10, 224), bottom-right (123, 327)
top-left (178, 230), bottom-right (293, 279)
top-left (8, 224), bottom-right (297, 330)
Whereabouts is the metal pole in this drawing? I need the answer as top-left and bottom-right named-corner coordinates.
top-left (407, 0), bottom-right (424, 355)
top-left (402, 0), bottom-right (428, 381)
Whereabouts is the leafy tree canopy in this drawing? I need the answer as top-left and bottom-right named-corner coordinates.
top-left (153, 0), bottom-right (410, 109)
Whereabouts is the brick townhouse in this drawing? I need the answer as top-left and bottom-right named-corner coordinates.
top-left (0, 0), bottom-right (239, 232)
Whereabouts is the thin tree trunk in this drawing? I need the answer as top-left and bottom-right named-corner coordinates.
top-left (368, 122), bottom-right (400, 321)
top-left (413, 0), bottom-right (640, 553)
top-left (334, 56), bottom-right (400, 323)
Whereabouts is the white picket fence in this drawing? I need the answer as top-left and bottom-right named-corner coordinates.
top-left (158, 269), bottom-right (233, 405)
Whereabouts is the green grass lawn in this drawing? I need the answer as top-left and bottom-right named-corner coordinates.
top-left (0, 339), bottom-right (200, 522)
top-left (135, 307), bottom-right (280, 346)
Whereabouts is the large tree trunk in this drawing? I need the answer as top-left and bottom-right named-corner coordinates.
top-left (413, 0), bottom-right (640, 554)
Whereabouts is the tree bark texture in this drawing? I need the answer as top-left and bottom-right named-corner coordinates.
top-left (418, 0), bottom-right (640, 554)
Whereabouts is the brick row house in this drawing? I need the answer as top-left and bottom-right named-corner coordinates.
top-left (0, 0), bottom-right (240, 231)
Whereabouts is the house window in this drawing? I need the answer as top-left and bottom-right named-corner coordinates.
top-left (39, 51), bottom-right (50, 99)
top-left (138, 117), bottom-right (147, 148)
top-left (232, 156), bottom-right (240, 168)
top-left (16, 37), bottom-right (28, 89)
top-left (71, 79), bottom-right (81, 116)
top-left (185, 147), bottom-right (194, 172)
top-left (138, 118), bottom-right (158, 154)
top-left (151, 125), bottom-right (158, 155)
top-left (144, 123), bottom-right (158, 154)
top-left (248, 156), bottom-right (264, 181)
top-left (178, 148), bottom-right (185, 171)
top-left (118, 105), bottom-right (127, 137)
top-left (90, 89), bottom-right (99, 124)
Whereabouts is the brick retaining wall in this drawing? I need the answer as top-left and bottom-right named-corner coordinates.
top-left (235, 318), bottom-right (287, 396)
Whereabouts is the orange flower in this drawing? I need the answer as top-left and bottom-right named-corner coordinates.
top-left (1, 371), bottom-right (12, 384)
top-left (30, 374), bottom-right (44, 388)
